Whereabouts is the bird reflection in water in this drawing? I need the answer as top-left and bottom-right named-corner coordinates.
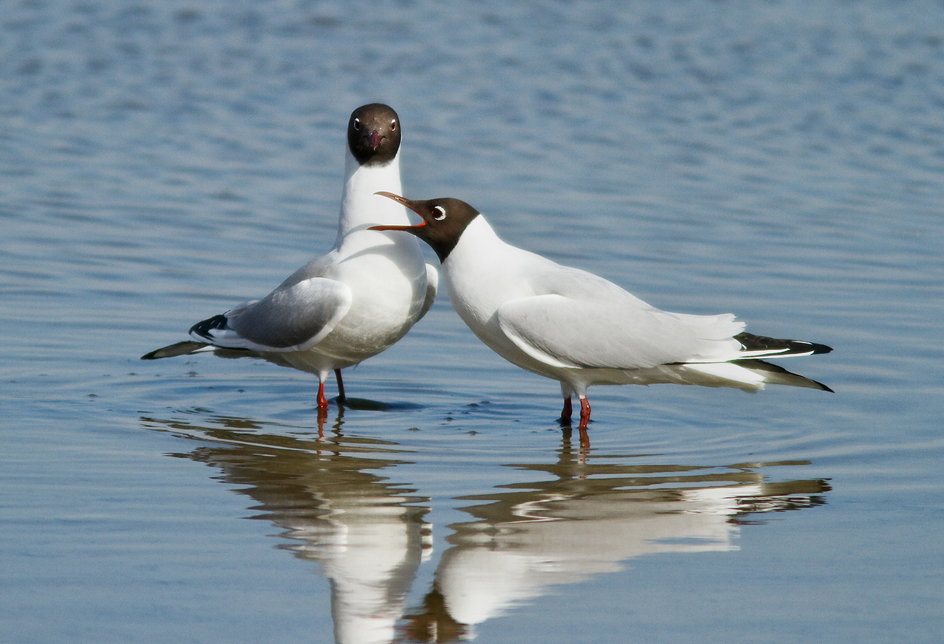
top-left (141, 413), bottom-right (829, 644)
top-left (401, 449), bottom-right (827, 641)
top-left (143, 410), bottom-right (431, 644)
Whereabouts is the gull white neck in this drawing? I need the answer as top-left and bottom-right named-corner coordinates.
top-left (337, 149), bottom-right (409, 241)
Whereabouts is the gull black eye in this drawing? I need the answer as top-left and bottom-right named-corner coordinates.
top-left (353, 118), bottom-right (362, 130)
top-left (431, 205), bottom-right (447, 221)
top-left (390, 119), bottom-right (397, 131)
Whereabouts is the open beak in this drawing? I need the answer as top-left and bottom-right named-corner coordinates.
top-left (369, 192), bottom-right (426, 231)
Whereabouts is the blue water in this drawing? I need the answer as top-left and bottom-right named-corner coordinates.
top-left (2, 1), bottom-right (942, 643)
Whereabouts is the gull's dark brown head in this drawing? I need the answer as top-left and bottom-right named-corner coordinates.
top-left (370, 192), bottom-right (480, 262)
top-left (347, 103), bottom-right (401, 166)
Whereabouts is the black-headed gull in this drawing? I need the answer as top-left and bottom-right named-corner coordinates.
top-left (371, 193), bottom-right (832, 443)
top-left (142, 104), bottom-right (438, 412)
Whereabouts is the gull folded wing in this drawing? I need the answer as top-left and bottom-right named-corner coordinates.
top-left (496, 294), bottom-right (711, 371)
top-left (193, 278), bottom-right (353, 353)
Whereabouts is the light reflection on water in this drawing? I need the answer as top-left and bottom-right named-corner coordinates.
top-left (143, 414), bottom-right (829, 644)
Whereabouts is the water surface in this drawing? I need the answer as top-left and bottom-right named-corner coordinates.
top-left (2, 1), bottom-right (942, 643)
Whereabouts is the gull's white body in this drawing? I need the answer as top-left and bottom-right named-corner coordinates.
top-left (372, 193), bottom-right (831, 441)
top-left (202, 149), bottom-right (437, 381)
top-left (440, 216), bottom-right (764, 399)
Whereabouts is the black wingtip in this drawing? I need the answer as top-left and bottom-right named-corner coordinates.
top-left (735, 332), bottom-right (832, 357)
top-left (811, 342), bottom-right (833, 355)
top-left (737, 359), bottom-right (835, 393)
top-left (141, 341), bottom-right (209, 360)
top-left (189, 314), bottom-right (229, 341)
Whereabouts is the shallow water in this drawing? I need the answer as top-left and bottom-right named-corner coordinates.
top-left (2, 1), bottom-right (943, 643)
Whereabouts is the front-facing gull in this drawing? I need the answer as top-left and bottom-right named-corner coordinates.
top-left (142, 104), bottom-right (438, 412)
top-left (371, 193), bottom-right (832, 443)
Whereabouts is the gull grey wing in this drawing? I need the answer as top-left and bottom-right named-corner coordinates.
top-left (213, 278), bottom-right (352, 352)
top-left (496, 294), bottom-right (740, 371)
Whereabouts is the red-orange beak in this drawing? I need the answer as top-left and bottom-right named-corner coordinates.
top-left (369, 192), bottom-right (426, 231)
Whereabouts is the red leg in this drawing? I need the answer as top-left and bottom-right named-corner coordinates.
top-left (316, 381), bottom-right (329, 412)
top-left (578, 396), bottom-right (591, 427)
top-left (334, 368), bottom-right (346, 406)
top-left (560, 396), bottom-right (573, 423)
top-left (578, 397), bottom-right (591, 448)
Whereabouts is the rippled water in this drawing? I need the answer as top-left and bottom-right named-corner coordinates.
top-left (2, 1), bottom-right (942, 643)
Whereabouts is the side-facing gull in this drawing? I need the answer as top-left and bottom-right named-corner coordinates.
top-left (371, 193), bottom-right (832, 444)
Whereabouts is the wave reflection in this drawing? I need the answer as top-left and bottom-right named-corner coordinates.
top-left (141, 413), bottom-right (829, 643)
